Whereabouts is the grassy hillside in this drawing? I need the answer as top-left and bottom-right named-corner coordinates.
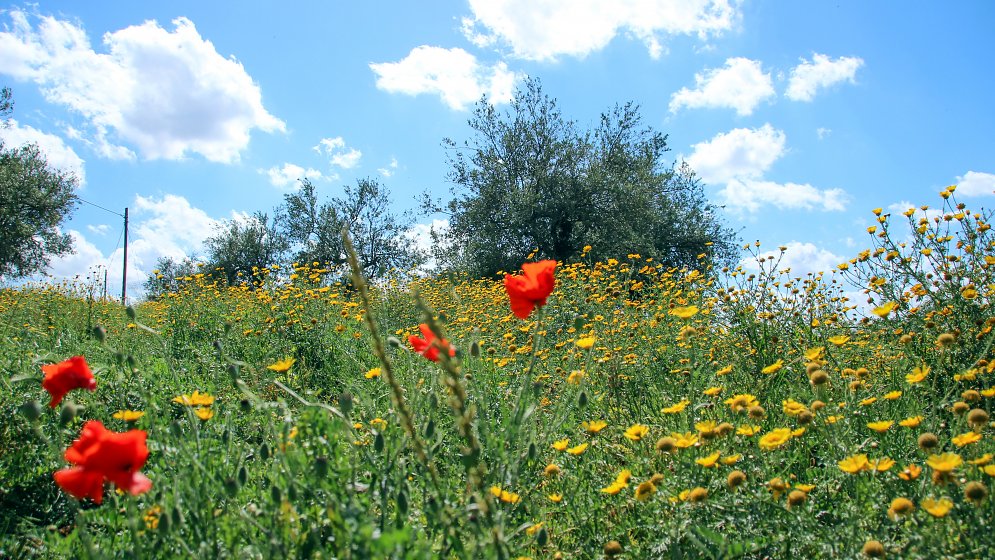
top-left (2, 188), bottom-right (994, 558)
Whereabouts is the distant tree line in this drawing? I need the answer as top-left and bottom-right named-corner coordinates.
top-left (146, 78), bottom-right (736, 299)
top-left (427, 78), bottom-right (736, 277)
top-left (144, 177), bottom-right (424, 298)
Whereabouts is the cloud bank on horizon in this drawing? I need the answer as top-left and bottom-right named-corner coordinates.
top-left (0, 2), bottom-right (991, 299)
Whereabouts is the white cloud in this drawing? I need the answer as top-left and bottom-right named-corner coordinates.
top-left (370, 46), bottom-right (519, 111)
top-left (263, 163), bottom-right (324, 189)
top-left (684, 124), bottom-right (785, 184)
top-left (816, 127), bottom-right (831, 140)
top-left (955, 171), bottom-right (995, 197)
top-left (720, 179), bottom-right (849, 213)
top-left (669, 57), bottom-right (774, 116)
top-left (44, 229), bottom-right (107, 282)
top-left (0, 118), bottom-right (86, 184)
top-left (686, 124), bottom-right (848, 213)
top-left (314, 136), bottom-right (362, 169)
top-left (378, 156), bottom-right (399, 178)
top-left (404, 219), bottom-right (449, 273)
top-left (785, 53), bottom-right (864, 102)
top-left (86, 223), bottom-right (110, 236)
top-left (43, 193), bottom-right (226, 301)
top-left (0, 10), bottom-right (284, 163)
top-left (461, 0), bottom-right (738, 62)
top-left (741, 241), bottom-right (845, 278)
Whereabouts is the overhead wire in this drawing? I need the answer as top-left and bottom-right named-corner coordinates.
top-left (77, 196), bottom-right (124, 217)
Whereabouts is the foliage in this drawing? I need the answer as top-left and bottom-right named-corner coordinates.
top-left (0, 86), bottom-right (79, 281)
top-left (197, 178), bottom-right (422, 289)
top-left (2, 190), bottom-right (995, 558)
top-left (433, 78), bottom-right (736, 277)
top-left (0, 141), bottom-right (79, 280)
top-left (1, 86), bottom-right (12, 124)
top-left (142, 256), bottom-right (201, 301)
top-left (277, 177), bottom-right (424, 281)
top-left (204, 211), bottom-right (288, 287)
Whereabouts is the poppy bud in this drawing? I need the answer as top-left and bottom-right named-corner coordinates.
top-left (213, 340), bottom-right (224, 353)
top-left (92, 325), bottom-right (107, 344)
top-left (338, 392), bottom-right (353, 417)
top-left (578, 391), bottom-right (588, 407)
top-left (424, 419), bottom-right (436, 439)
top-left (302, 530), bottom-right (318, 558)
top-left (397, 490), bottom-right (409, 515)
top-left (470, 340), bottom-right (481, 357)
top-left (126, 305), bottom-right (137, 320)
top-left (224, 477), bottom-right (240, 497)
top-left (19, 400), bottom-right (42, 422)
top-left (171, 506), bottom-right (184, 528)
top-left (527, 441), bottom-right (538, 461)
top-left (59, 402), bottom-right (78, 425)
top-left (238, 465), bottom-right (248, 487)
top-left (270, 484), bottom-right (282, 503)
top-left (536, 525), bottom-right (549, 546)
top-left (126, 355), bottom-right (138, 370)
top-left (374, 432), bottom-right (385, 453)
top-left (260, 443), bottom-right (271, 461)
top-left (386, 336), bottom-right (402, 348)
top-left (228, 364), bottom-right (240, 383)
top-left (573, 314), bottom-right (586, 330)
top-left (314, 456), bottom-right (329, 479)
top-left (240, 398), bottom-right (252, 412)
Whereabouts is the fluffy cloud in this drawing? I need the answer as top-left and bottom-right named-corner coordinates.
top-left (741, 241), bottom-right (845, 278)
top-left (669, 58), bottom-right (774, 116)
top-left (461, 0), bottom-right (738, 61)
top-left (955, 171), bottom-right (995, 197)
top-left (404, 219), bottom-right (449, 273)
top-left (43, 193), bottom-right (225, 300)
top-left (45, 229), bottom-right (107, 282)
top-left (86, 224), bottom-right (110, 236)
top-left (263, 163), bottom-right (324, 189)
top-left (0, 119), bottom-right (86, 184)
top-left (314, 137), bottom-right (362, 170)
top-left (378, 157), bottom-right (399, 178)
top-left (685, 125), bottom-right (848, 213)
top-left (720, 179), bottom-right (849, 213)
top-left (785, 54), bottom-right (864, 102)
top-left (370, 46), bottom-right (519, 110)
top-left (0, 10), bottom-right (284, 163)
top-left (684, 124), bottom-right (785, 184)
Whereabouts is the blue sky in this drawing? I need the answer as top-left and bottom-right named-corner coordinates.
top-left (1, 1), bottom-right (993, 300)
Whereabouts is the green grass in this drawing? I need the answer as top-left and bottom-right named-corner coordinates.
top-left (2, 190), bottom-right (995, 558)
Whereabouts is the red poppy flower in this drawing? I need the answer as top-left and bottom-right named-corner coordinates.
top-left (53, 420), bottom-right (152, 504)
top-left (41, 355), bottom-right (97, 408)
top-left (504, 260), bottom-right (557, 319)
top-left (409, 323), bottom-right (456, 362)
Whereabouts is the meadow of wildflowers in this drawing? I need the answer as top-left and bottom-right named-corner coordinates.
top-left (2, 188), bottom-right (994, 558)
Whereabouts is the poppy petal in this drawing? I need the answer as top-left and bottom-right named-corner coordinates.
top-left (54, 467), bottom-right (105, 504)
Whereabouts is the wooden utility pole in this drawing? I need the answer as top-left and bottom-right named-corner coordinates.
top-left (121, 207), bottom-right (129, 304)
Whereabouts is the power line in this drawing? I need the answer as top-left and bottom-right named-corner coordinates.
top-left (77, 196), bottom-right (124, 217)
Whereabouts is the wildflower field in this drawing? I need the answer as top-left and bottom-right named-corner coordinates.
top-left (3, 189), bottom-right (995, 559)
